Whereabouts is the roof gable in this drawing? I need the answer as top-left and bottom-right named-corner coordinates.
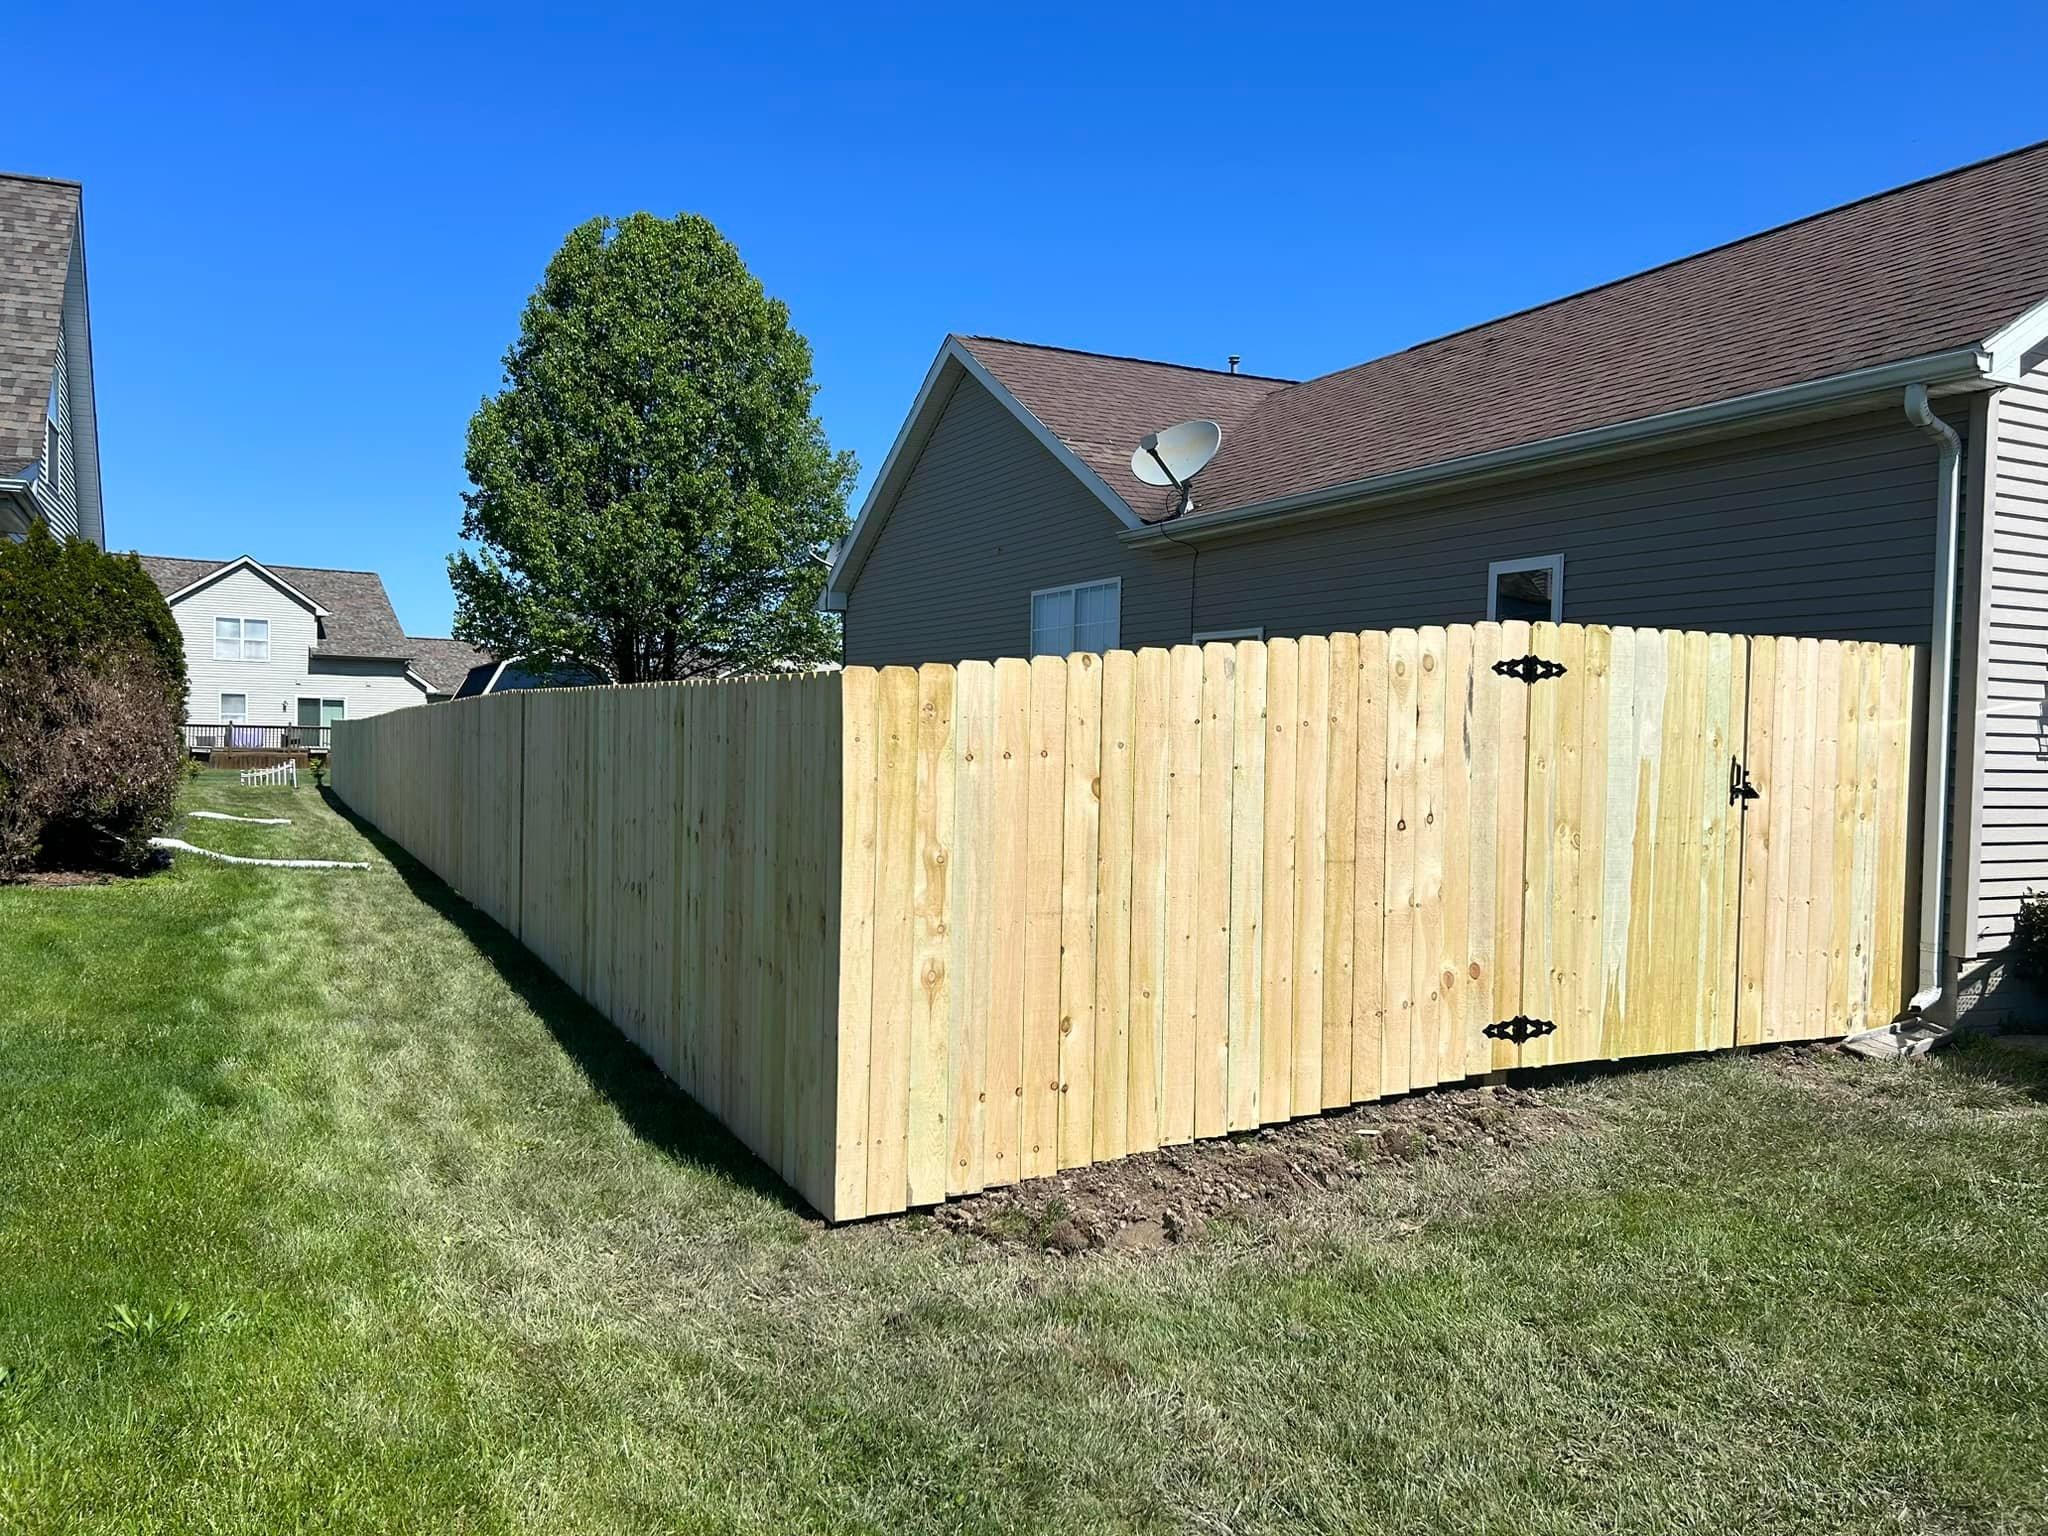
top-left (0, 174), bottom-right (81, 478)
top-left (824, 335), bottom-right (1290, 604)
top-left (138, 554), bottom-right (415, 658)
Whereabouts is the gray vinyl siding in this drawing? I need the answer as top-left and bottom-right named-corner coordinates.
top-left (1968, 377), bottom-right (2048, 954)
top-left (842, 375), bottom-right (1189, 668)
top-left (843, 384), bottom-right (1948, 668)
top-left (1189, 410), bottom-right (1947, 644)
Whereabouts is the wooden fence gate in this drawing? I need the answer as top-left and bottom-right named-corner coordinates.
top-left (332, 622), bottom-right (1922, 1222)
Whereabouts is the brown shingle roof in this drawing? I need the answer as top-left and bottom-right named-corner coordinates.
top-left (957, 337), bottom-right (1291, 521)
top-left (0, 173), bottom-right (80, 477)
top-left (135, 555), bottom-right (416, 659)
top-left (405, 636), bottom-right (494, 694)
top-left (964, 140), bottom-right (2048, 523)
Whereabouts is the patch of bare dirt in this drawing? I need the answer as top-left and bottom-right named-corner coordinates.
top-left (926, 1080), bottom-right (1585, 1256)
top-left (2, 868), bottom-right (124, 888)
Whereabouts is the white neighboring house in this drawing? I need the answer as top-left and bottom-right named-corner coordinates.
top-left (136, 554), bottom-right (491, 749)
top-left (0, 171), bottom-right (105, 547)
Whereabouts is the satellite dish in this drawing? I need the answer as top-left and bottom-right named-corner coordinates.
top-left (1131, 418), bottom-right (1223, 489)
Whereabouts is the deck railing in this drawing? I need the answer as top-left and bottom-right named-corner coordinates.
top-left (182, 723), bottom-right (331, 754)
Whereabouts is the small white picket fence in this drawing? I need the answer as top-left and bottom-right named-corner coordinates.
top-left (240, 760), bottom-right (299, 789)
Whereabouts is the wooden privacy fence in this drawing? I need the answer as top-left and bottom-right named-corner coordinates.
top-left (332, 622), bottom-right (1924, 1222)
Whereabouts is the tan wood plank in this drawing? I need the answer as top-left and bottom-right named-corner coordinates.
top-left (1162, 644), bottom-right (1205, 1145)
top-left (1491, 620), bottom-right (1531, 1071)
top-left (1712, 634), bottom-right (1749, 1051)
top-left (1382, 629), bottom-right (1418, 1097)
top-left (1807, 641), bottom-right (1843, 1040)
top-left (1092, 648), bottom-right (1136, 1163)
top-left (1260, 637), bottom-right (1299, 1122)
top-left (949, 661), bottom-right (994, 1195)
top-left (1436, 626), bottom-right (1471, 1086)
top-left (1128, 647), bottom-right (1173, 1156)
top-left (1848, 644), bottom-right (1881, 1034)
top-left (1619, 629), bottom-right (1666, 1062)
top-left (1575, 625), bottom-right (1612, 1061)
top-left (1763, 633), bottom-right (1800, 1043)
top-left (1352, 630), bottom-right (1389, 1099)
top-left (1463, 623), bottom-right (1501, 1080)
top-left (1293, 634), bottom-right (1330, 1114)
top-left (1518, 622), bottom-right (1560, 1065)
top-left (1786, 638), bottom-right (1821, 1042)
top-left (1195, 643), bottom-right (1236, 1138)
top-left (1409, 626), bottom-right (1446, 1087)
top-left (1059, 651), bottom-right (1102, 1168)
top-left (1321, 630), bottom-right (1359, 1106)
top-left (1872, 645), bottom-right (1909, 1020)
top-left (985, 657), bottom-right (1032, 1187)
top-left (1227, 639), bottom-right (1267, 1130)
top-left (865, 666), bottom-right (919, 1214)
top-left (1736, 636), bottom-right (1775, 1047)
top-left (1597, 628), bottom-right (1637, 1058)
top-left (1022, 656), bottom-right (1067, 1180)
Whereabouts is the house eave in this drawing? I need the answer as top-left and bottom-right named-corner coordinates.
top-left (1121, 345), bottom-right (1998, 548)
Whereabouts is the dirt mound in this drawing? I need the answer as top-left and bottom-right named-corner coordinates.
top-left (926, 1079), bottom-right (1582, 1256)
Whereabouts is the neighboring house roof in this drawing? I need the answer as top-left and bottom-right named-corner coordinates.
top-left (0, 173), bottom-right (79, 478)
top-left (829, 139), bottom-right (2048, 601)
top-left (137, 554), bottom-right (417, 659)
top-left (405, 636), bottom-right (495, 696)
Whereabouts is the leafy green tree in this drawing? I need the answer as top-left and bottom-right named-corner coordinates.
top-left (449, 212), bottom-right (854, 683)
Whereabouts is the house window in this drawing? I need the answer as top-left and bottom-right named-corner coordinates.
top-left (213, 617), bottom-right (271, 661)
top-left (1030, 578), bottom-right (1120, 657)
top-left (1488, 555), bottom-right (1564, 623)
top-left (1193, 626), bottom-right (1264, 644)
top-left (298, 697), bottom-right (345, 729)
top-left (220, 693), bottom-right (247, 723)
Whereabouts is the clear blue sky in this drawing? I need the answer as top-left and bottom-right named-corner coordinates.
top-left (11, 2), bottom-right (2045, 637)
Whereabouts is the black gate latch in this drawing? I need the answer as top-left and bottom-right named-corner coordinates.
top-left (1492, 655), bottom-right (1567, 684)
top-left (1483, 1016), bottom-right (1557, 1046)
top-left (1729, 757), bottom-right (1760, 806)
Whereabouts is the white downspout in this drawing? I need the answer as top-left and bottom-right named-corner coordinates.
top-left (1902, 382), bottom-right (1962, 1020)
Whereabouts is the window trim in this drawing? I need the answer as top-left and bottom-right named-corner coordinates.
top-left (214, 615), bottom-right (271, 662)
top-left (1192, 625), bottom-right (1264, 645)
top-left (1028, 576), bottom-right (1122, 657)
top-left (219, 692), bottom-right (248, 723)
top-left (298, 696), bottom-right (346, 728)
top-left (1486, 554), bottom-right (1565, 623)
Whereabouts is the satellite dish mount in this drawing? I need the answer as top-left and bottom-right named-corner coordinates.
top-left (1131, 418), bottom-right (1223, 518)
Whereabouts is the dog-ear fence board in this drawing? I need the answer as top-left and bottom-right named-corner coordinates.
top-left (331, 623), bottom-right (1924, 1222)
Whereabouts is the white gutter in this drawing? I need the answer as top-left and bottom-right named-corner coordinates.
top-left (1123, 346), bottom-right (1993, 546)
top-left (1902, 382), bottom-right (1963, 1020)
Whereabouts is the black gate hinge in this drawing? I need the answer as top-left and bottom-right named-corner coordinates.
top-left (1729, 757), bottom-right (1760, 806)
top-left (1493, 654), bottom-right (1567, 684)
top-left (1483, 1015), bottom-right (1557, 1047)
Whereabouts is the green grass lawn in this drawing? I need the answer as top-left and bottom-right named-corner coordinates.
top-left (3, 778), bottom-right (2046, 1534)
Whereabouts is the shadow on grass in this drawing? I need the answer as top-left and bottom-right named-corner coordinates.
top-left (321, 790), bottom-right (809, 1218)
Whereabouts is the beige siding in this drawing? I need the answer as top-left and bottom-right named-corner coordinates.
top-left (843, 385), bottom-right (1952, 668)
top-left (170, 565), bottom-right (425, 724)
top-left (1968, 378), bottom-right (2048, 954)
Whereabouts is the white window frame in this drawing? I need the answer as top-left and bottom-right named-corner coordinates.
top-left (1486, 554), bottom-right (1565, 623)
top-left (1028, 576), bottom-right (1122, 658)
top-left (213, 616), bottom-right (271, 662)
top-left (1193, 625), bottom-right (1264, 645)
top-left (219, 692), bottom-right (248, 723)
